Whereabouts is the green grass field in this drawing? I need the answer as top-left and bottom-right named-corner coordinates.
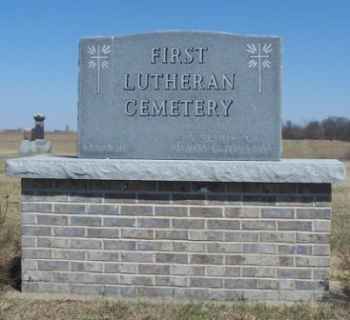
top-left (0, 133), bottom-right (349, 319)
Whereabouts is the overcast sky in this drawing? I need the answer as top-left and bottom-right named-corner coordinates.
top-left (0, 0), bottom-right (349, 130)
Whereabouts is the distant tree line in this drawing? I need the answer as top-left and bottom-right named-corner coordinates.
top-left (283, 116), bottom-right (350, 141)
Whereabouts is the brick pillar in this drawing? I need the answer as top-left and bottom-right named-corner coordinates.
top-left (20, 179), bottom-right (331, 302)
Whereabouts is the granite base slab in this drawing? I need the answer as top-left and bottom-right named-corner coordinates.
top-left (6, 156), bottom-right (345, 183)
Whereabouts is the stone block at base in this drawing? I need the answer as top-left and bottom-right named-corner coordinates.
top-left (19, 140), bottom-right (52, 156)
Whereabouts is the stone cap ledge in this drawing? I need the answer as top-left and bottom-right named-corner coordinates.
top-left (5, 156), bottom-right (345, 183)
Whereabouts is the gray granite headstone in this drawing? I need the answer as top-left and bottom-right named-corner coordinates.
top-left (79, 32), bottom-right (281, 160)
top-left (19, 113), bottom-right (52, 156)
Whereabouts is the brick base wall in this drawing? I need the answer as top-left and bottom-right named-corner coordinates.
top-left (21, 179), bottom-right (332, 302)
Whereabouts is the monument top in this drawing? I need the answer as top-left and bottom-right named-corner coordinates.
top-left (33, 113), bottom-right (45, 121)
top-left (78, 31), bottom-right (282, 161)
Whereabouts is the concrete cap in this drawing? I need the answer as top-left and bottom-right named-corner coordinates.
top-left (5, 155), bottom-right (345, 183)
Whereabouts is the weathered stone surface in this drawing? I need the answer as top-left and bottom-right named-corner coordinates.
top-left (6, 156), bottom-right (345, 183)
top-left (79, 32), bottom-right (281, 160)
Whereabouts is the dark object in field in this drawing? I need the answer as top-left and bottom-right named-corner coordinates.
top-left (23, 113), bottom-right (45, 141)
top-left (32, 113), bottom-right (45, 140)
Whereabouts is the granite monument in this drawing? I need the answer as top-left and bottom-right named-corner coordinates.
top-left (79, 32), bottom-right (281, 160)
top-left (6, 31), bottom-right (345, 303)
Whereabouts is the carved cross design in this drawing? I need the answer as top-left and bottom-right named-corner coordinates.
top-left (87, 44), bottom-right (111, 95)
top-left (246, 43), bottom-right (272, 94)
